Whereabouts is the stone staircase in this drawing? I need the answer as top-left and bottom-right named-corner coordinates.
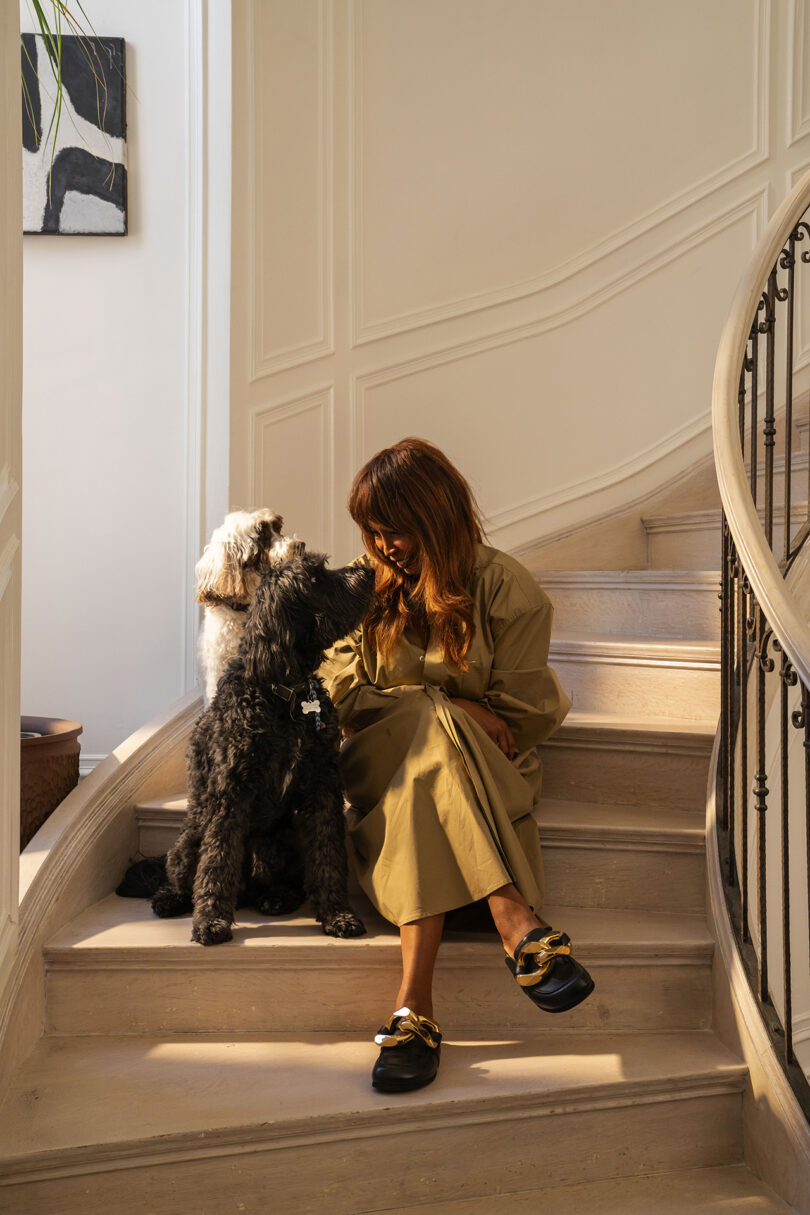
top-left (0, 505), bottom-right (800, 1212)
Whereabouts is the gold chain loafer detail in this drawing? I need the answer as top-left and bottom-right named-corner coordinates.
top-left (513, 930), bottom-right (572, 987)
top-left (505, 927), bottom-right (595, 1013)
top-left (372, 1007), bottom-right (442, 1092)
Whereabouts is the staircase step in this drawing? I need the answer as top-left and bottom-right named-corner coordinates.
top-left (134, 795), bottom-right (705, 915)
top-left (642, 503), bottom-right (807, 569)
top-left (136, 793), bottom-right (186, 855)
top-left (541, 712), bottom-right (716, 809)
top-left (535, 798), bottom-right (705, 912)
top-left (539, 570), bottom-right (721, 641)
top-left (359, 1164), bottom-right (793, 1214)
top-left (0, 1030), bottom-right (746, 1215)
top-left (549, 635), bottom-right (719, 720)
top-left (43, 897), bottom-right (713, 1035)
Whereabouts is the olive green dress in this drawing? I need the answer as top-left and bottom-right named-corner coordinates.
top-left (320, 545), bottom-right (571, 927)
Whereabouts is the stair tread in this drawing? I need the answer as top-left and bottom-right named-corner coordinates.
top-left (643, 503), bottom-right (808, 529)
top-left (0, 1030), bottom-right (746, 1171)
top-left (538, 569), bottom-right (722, 585)
top-left (550, 634), bottom-right (720, 661)
top-left (137, 797), bottom-right (706, 838)
top-left (359, 1164), bottom-right (793, 1215)
top-left (535, 798), bottom-right (705, 845)
top-left (45, 895), bottom-right (712, 961)
top-left (557, 711), bottom-right (717, 739)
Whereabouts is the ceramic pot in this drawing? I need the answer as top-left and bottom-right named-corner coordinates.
top-left (20, 716), bottom-right (82, 849)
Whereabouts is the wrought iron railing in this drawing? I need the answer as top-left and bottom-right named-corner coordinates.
top-left (714, 170), bottom-right (810, 1117)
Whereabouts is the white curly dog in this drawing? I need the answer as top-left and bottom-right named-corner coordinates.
top-left (195, 507), bottom-right (302, 701)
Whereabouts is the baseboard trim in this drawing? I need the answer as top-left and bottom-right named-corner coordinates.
top-left (78, 754), bottom-right (106, 779)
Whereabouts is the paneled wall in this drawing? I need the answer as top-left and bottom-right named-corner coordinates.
top-left (231, 0), bottom-right (810, 564)
top-left (0, 0), bottom-right (22, 975)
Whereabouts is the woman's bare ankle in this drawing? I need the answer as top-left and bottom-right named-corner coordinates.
top-left (486, 886), bottom-right (551, 955)
top-left (394, 990), bottom-right (434, 1020)
top-left (501, 916), bottom-right (551, 956)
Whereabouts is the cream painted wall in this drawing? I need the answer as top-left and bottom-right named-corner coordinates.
top-left (20, 0), bottom-right (194, 764)
top-left (230, 0), bottom-right (810, 565)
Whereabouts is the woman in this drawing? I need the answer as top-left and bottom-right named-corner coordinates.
top-left (321, 438), bottom-right (593, 1093)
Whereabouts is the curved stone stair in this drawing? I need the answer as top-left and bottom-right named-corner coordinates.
top-left (0, 531), bottom-right (801, 1211)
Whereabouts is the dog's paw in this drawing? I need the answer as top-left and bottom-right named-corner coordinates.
top-left (151, 885), bottom-right (192, 918)
top-left (191, 917), bottom-right (233, 946)
top-left (320, 910), bottom-right (366, 938)
top-left (254, 887), bottom-right (305, 917)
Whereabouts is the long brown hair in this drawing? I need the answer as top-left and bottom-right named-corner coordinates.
top-left (348, 438), bottom-right (485, 669)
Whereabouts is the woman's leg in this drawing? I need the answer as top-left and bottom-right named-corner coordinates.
top-left (395, 912), bottom-right (445, 1019)
top-left (487, 883), bottom-right (550, 955)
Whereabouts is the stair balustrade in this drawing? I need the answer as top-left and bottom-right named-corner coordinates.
top-left (714, 167), bottom-right (810, 1118)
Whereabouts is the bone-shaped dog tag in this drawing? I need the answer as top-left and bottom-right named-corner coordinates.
top-left (301, 698), bottom-right (321, 715)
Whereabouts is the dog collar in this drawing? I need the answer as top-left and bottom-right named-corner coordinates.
top-left (270, 678), bottom-right (322, 731)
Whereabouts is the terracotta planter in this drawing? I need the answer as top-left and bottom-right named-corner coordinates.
top-left (20, 716), bottom-right (82, 849)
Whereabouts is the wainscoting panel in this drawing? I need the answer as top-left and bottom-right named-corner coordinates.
top-left (247, 0), bottom-right (333, 379)
top-left (250, 388), bottom-right (334, 555)
top-left (352, 0), bottom-right (766, 343)
top-left (228, 0), bottom-right (810, 565)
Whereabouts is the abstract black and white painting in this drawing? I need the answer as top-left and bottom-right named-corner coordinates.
top-left (21, 34), bottom-right (127, 235)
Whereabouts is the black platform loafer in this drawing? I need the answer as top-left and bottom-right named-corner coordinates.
top-left (505, 927), bottom-right (594, 1013)
top-left (371, 1007), bottom-right (442, 1093)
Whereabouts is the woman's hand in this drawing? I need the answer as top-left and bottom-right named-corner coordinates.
top-left (449, 698), bottom-right (516, 759)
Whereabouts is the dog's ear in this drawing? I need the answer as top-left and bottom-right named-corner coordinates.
top-left (195, 535), bottom-right (252, 604)
top-left (256, 512), bottom-right (284, 550)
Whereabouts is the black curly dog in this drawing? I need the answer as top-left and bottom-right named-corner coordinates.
top-left (151, 552), bottom-right (374, 945)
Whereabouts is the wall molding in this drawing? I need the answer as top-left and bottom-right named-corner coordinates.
top-left (789, 0), bottom-right (810, 147)
top-left (248, 0), bottom-right (334, 380)
top-left (78, 754), bottom-right (106, 779)
top-left (351, 0), bottom-right (770, 346)
top-left (182, 0), bottom-right (205, 696)
top-left (351, 189), bottom-right (764, 546)
top-left (250, 386), bottom-right (335, 554)
top-left (351, 188), bottom-right (765, 463)
top-left (203, 0), bottom-right (233, 542)
top-left (493, 412), bottom-right (713, 536)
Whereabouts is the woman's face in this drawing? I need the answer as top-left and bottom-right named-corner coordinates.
top-left (369, 524), bottom-right (419, 575)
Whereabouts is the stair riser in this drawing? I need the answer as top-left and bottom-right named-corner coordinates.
top-left (0, 1092), bottom-right (743, 1215)
top-left (551, 656), bottom-right (719, 720)
top-left (541, 739), bottom-right (713, 810)
top-left (542, 843), bottom-right (705, 913)
top-left (748, 459), bottom-right (808, 506)
top-left (137, 815), bottom-right (704, 915)
top-left (138, 818), bottom-right (183, 856)
top-left (646, 519), bottom-right (798, 570)
top-left (45, 956), bottom-right (711, 1035)
top-left (546, 586), bottom-right (720, 641)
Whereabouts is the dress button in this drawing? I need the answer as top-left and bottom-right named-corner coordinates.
top-left (419, 655), bottom-right (425, 662)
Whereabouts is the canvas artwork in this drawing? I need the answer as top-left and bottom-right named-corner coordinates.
top-left (21, 34), bottom-right (127, 235)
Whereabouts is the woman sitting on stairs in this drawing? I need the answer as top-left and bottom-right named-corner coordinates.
top-left (320, 437), bottom-right (594, 1093)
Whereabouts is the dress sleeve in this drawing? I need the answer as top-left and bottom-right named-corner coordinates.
top-left (482, 597), bottom-right (571, 752)
top-left (319, 628), bottom-right (370, 727)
